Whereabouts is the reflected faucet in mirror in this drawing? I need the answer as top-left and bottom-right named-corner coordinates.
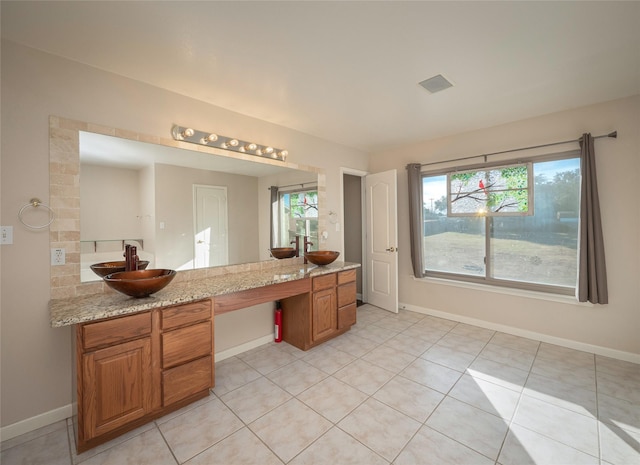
top-left (303, 236), bottom-right (314, 264)
top-left (124, 244), bottom-right (140, 271)
top-left (290, 236), bottom-right (300, 257)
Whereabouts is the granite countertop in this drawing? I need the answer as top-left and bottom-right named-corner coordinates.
top-left (50, 261), bottom-right (360, 327)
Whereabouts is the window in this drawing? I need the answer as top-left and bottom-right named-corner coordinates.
top-left (423, 154), bottom-right (580, 293)
top-left (278, 189), bottom-right (318, 250)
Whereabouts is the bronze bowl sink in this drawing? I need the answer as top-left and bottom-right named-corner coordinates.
top-left (104, 269), bottom-right (176, 298)
top-left (270, 247), bottom-right (297, 259)
top-left (90, 260), bottom-right (150, 278)
top-left (305, 250), bottom-right (340, 266)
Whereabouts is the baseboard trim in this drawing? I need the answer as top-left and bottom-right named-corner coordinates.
top-left (400, 301), bottom-right (640, 364)
top-left (214, 334), bottom-right (274, 362)
top-left (1, 404), bottom-right (73, 443)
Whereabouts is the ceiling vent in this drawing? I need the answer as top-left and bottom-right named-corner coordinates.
top-left (419, 74), bottom-right (454, 93)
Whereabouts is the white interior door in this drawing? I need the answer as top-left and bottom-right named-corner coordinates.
top-left (365, 169), bottom-right (398, 313)
top-left (194, 185), bottom-right (228, 268)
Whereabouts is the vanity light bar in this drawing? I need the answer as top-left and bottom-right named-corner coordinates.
top-left (171, 125), bottom-right (288, 162)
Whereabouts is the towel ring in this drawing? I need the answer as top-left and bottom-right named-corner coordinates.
top-left (18, 198), bottom-right (55, 229)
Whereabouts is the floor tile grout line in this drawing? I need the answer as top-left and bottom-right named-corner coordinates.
top-left (331, 422), bottom-right (393, 464)
top-left (424, 325), bottom-right (512, 463)
top-left (594, 352), bottom-right (603, 464)
top-left (66, 419), bottom-right (74, 465)
top-left (501, 345), bottom-right (602, 462)
top-left (155, 423), bottom-right (182, 465)
top-left (493, 337), bottom-right (540, 464)
top-left (213, 381), bottom-right (289, 464)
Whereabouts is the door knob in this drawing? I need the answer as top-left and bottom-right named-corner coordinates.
top-left (385, 246), bottom-right (397, 252)
top-left (197, 240), bottom-right (204, 244)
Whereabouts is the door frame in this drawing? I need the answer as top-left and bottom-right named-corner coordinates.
top-left (339, 167), bottom-right (368, 303)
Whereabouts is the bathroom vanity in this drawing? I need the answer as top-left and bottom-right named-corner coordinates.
top-left (50, 261), bottom-right (359, 452)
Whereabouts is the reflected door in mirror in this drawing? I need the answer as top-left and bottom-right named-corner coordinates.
top-left (194, 185), bottom-right (228, 268)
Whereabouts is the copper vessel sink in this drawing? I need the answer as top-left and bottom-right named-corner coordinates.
top-left (270, 247), bottom-right (297, 259)
top-left (90, 260), bottom-right (150, 278)
top-left (104, 269), bottom-right (176, 298)
top-left (304, 250), bottom-right (340, 266)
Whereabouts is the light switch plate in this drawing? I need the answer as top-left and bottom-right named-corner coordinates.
top-left (1, 226), bottom-right (13, 245)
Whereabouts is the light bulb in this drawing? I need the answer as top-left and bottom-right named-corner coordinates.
top-left (264, 146), bottom-right (274, 155)
top-left (278, 150), bottom-right (288, 160)
top-left (228, 139), bottom-right (239, 147)
top-left (245, 143), bottom-right (258, 151)
top-left (201, 133), bottom-right (218, 144)
top-left (256, 149), bottom-right (263, 156)
top-left (182, 128), bottom-right (195, 138)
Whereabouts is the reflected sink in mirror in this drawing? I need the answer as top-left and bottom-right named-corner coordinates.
top-left (90, 260), bottom-right (150, 278)
top-left (270, 248), bottom-right (297, 259)
top-left (305, 251), bottom-right (340, 266)
top-left (104, 269), bottom-right (176, 298)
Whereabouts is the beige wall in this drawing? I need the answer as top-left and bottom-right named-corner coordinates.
top-left (0, 40), bottom-right (369, 430)
top-left (370, 95), bottom-right (640, 356)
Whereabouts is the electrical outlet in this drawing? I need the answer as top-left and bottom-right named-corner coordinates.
top-left (1, 226), bottom-right (13, 245)
top-left (51, 248), bottom-right (66, 266)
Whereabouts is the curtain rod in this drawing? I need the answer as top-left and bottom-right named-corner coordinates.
top-left (420, 131), bottom-right (617, 168)
top-left (268, 181), bottom-right (318, 190)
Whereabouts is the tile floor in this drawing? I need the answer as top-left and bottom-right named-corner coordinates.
top-left (2, 304), bottom-right (640, 464)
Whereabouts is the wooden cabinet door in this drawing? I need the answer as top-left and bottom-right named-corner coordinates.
top-left (312, 288), bottom-right (337, 342)
top-left (81, 338), bottom-right (153, 441)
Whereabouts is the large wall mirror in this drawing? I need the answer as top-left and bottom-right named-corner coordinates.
top-left (49, 117), bottom-right (324, 296)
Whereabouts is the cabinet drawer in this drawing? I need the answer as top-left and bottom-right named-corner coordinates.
top-left (163, 356), bottom-right (212, 406)
top-left (83, 312), bottom-right (152, 350)
top-left (337, 281), bottom-right (357, 308)
top-left (162, 300), bottom-right (211, 330)
top-left (338, 303), bottom-right (357, 329)
top-left (162, 321), bottom-right (212, 369)
top-left (313, 273), bottom-right (336, 291)
top-left (338, 269), bottom-right (357, 285)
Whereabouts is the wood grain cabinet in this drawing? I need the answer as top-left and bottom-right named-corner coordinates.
top-left (75, 299), bottom-right (213, 452)
top-left (337, 269), bottom-right (357, 329)
top-left (312, 273), bottom-right (338, 342)
top-left (281, 269), bottom-right (357, 351)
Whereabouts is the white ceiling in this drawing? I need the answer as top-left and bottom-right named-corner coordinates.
top-left (2, 1), bottom-right (639, 152)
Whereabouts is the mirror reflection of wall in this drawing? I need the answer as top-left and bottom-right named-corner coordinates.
top-left (154, 163), bottom-right (259, 271)
top-left (80, 163), bottom-right (155, 282)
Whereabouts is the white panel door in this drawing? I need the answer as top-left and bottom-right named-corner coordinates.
top-left (194, 185), bottom-right (228, 268)
top-left (365, 169), bottom-right (398, 313)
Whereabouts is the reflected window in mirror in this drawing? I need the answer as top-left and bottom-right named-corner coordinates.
top-left (274, 187), bottom-right (319, 251)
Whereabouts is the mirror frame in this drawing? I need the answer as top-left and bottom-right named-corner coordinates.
top-left (49, 116), bottom-right (326, 299)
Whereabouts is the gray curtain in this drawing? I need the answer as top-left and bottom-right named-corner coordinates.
top-left (407, 163), bottom-right (425, 278)
top-left (269, 186), bottom-right (279, 248)
top-left (577, 133), bottom-right (608, 304)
